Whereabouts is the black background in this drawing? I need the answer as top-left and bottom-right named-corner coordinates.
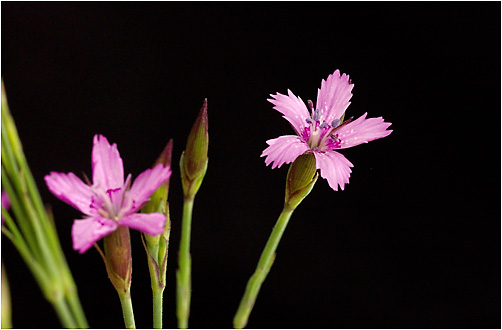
top-left (1, 2), bottom-right (500, 329)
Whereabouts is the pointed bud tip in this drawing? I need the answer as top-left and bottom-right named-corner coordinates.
top-left (155, 139), bottom-right (174, 167)
top-left (199, 99), bottom-right (208, 131)
top-left (183, 99), bottom-right (209, 180)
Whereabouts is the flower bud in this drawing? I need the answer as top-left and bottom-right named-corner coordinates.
top-left (142, 140), bottom-right (173, 288)
top-left (142, 139), bottom-right (173, 215)
top-left (103, 226), bottom-right (133, 294)
top-left (181, 99), bottom-right (208, 199)
top-left (284, 153), bottom-right (318, 210)
top-left (153, 138), bottom-right (173, 199)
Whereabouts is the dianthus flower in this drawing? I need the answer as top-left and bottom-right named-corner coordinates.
top-left (262, 69), bottom-right (392, 191)
top-left (45, 135), bottom-right (171, 253)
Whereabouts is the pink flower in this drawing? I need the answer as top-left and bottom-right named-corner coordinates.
top-left (261, 70), bottom-right (392, 191)
top-left (45, 135), bottom-right (171, 253)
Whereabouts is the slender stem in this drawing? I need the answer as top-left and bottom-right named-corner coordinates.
top-left (2, 89), bottom-right (88, 328)
top-left (1, 226), bottom-right (52, 295)
top-left (143, 234), bottom-right (165, 329)
top-left (65, 288), bottom-right (89, 328)
top-left (153, 286), bottom-right (164, 329)
top-left (118, 291), bottom-right (136, 329)
top-left (176, 197), bottom-right (194, 329)
top-left (144, 210), bottom-right (170, 329)
top-left (233, 206), bottom-right (295, 329)
top-left (53, 297), bottom-right (78, 329)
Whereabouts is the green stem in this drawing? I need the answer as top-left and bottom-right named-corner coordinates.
top-left (144, 211), bottom-right (170, 329)
top-left (2, 85), bottom-right (88, 328)
top-left (233, 206), bottom-right (295, 329)
top-left (118, 291), bottom-right (136, 329)
top-left (144, 236), bottom-right (165, 329)
top-left (153, 286), bottom-right (164, 329)
top-left (65, 288), bottom-right (89, 328)
top-left (53, 298), bottom-right (78, 329)
top-left (176, 197), bottom-right (194, 329)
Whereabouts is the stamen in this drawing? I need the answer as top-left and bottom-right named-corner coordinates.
top-left (98, 208), bottom-right (110, 219)
top-left (331, 119), bottom-right (341, 128)
top-left (124, 174), bottom-right (132, 191)
top-left (335, 116), bottom-right (354, 131)
top-left (313, 109), bottom-right (321, 122)
top-left (82, 172), bottom-right (92, 186)
top-left (307, 100), bottom-right (314, 112)
top-left (319, 122), bottom-right (329, 129)
top-left (306, 118), bottom-right (313, 124)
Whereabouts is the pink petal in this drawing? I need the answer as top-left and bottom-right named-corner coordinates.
top-left (45, 172), bottom-right (97, 216)
top-left (119, 213), bottom-right (166, 236)
top-left (335, 113), bottom-right (392, 149)
top-left (268, 90), bottom-right (310, 134)
top-left (92, 135), bottom-right (124, 190)
top-left (261, 135), bottom-right (310, 169)
top-left (124, 164), bottom-right (171, 214)
top-left (314, 150), bottom-right (354, 191)
top-left (72, 217), bottom-right (117, 254)
top-left (316, 69), bottom-right (354, 125)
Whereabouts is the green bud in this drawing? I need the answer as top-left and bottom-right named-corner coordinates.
top-left (143, 139), bottom-right (173, 215)
top-left (141, 139), bottom-right (173, 288)
top-left (284, 153), bottom-right (318, 210)
top-left (181, 99), bottom-right (208, 199)
top-left (103, 226), bottom-right (133, 294)
top-left (153, 139), bottom-right (173, 198)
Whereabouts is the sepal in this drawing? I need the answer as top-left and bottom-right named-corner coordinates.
top-left (180, 152), bottom-right (208, 200)
top-left (142, 211), bottom-right (170, 289)
top-left (141, 140), bottom-right (173, 289)
top-left (101, 226), bottom-right (133, 294)
top-left (284, 153), bottom-right (318, 210)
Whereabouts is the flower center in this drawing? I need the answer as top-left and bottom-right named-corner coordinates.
top-left (303, 100), bottom-right (342, 151)
top-left (96, 188), bottom-right (121, 221)
top-left (93, 175), bottom-right (132, 221)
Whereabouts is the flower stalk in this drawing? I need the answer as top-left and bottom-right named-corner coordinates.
top-left (143, 213), bottom-right (171, 329)
top-left (1, 81), bottom-right (88, 328)
top-left (176, 100), bottom-right (208, 328)
top-left (94, 225), bottom-right (136, 329)
top-left (233, 154), bottom-right (318, 329)
top-left (118, 291), bottom-right (136, 329)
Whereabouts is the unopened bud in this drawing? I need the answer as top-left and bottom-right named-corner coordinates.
top-left (153, 139), bottom-right (173, 199)
top-left (285, 153), bottom-right (318, 210)
top-left (142, 140), bottom-right (173, 288)
top-left (181, 99), bottom-right (209, 199)
top-left (143, 139), bottom-right (173, 215)
top-left (183, 99), bottom-right (208, 178)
